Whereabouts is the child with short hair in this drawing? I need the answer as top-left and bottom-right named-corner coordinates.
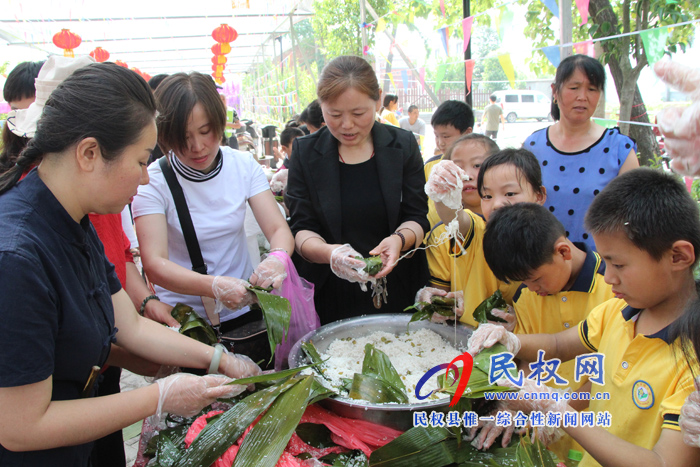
top-left (469, 168), bottom-right (700, 466)
top-left (425, 100), bottom-right (475, 176)
top-left (420, 147), bottom-right (545, 327)
top-left (476, 203), bottom-right (613, 454)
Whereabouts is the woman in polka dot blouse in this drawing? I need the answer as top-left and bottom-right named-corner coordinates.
top-left (523, 55), bottom-right (638, 250)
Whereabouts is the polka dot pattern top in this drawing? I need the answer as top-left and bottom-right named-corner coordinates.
top-left (523, 126), bottom-right (637, 250)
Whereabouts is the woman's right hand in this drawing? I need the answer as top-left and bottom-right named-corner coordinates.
top-left (211, 276), bottom-right (256, 312)
top-left (425, 160), bottom-right (467, 209)
top-left (155, 373), bottom-right (245, 419)
top-left (330, 244), bottom-right (370, 286)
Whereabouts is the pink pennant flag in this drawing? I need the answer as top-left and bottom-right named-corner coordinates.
top-left (462, 16), bottom-right (474, 53)
top-left (573, 40), bottom-right (595, 57)
top-left (575, 0), bottom-right (590, 25)
top-left (465, 59), bottom-right (476, 94)
top-left (418, 67), bottom-right (426, 89)
top-left (440, 0), bottom-right (446, 17)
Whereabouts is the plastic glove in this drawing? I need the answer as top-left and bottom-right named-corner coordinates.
top-left (680, 380), bottom-right (700, 448)
top-left (212, 276), bottom-right (256, 314)
top-left (414, 287), bottom-right (465, 323)
top-left (270, 169), bottom-right (288, 193)
top-left (496, 378), bottom-right (569, 446)
top-left (330, 244), bottom-right (370, 290)
top-left (154, 373), bottom-right (242, 421)
top-left (369, 235), bottom-right (402, 279)
top-left (467, 323), bottom-right (521, 356)
top-left (218, 348), bottom-right (263, 380)
top-left (250, 253), bottom-right (288, 289)
top-left (467, 403), bottom-right (517, 450)
top-left (489, 305), bottom-right (517, 332)
top-left (654, 61), bottom-right (700, 176)
top-left (425, 160), bottom-right (468, 210)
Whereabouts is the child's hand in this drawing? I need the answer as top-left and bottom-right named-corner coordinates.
top-left (680, 379), bottom-right (700, 447)
top-left (425, 160), bottom-right (468, 210)
top-left (467, 323), bottom-right (521, 355)
top-left (467, 402), bottom-right (517, 450)
top-left (489, 305), bottom-right (517, 332)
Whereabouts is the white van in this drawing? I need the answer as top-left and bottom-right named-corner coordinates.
top-left (491, 90), bottom-right (552, 123)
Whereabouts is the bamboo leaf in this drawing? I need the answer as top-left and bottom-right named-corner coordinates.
top-left (225, 364), bottom-right (314, 386)
top-left (173, 378), bottom-right (297, 467)
top-left (370, 426), bottom-right (454, 466)
top-left (295, 423), bottom-right (335, 448)
top-left (362, 344), bottom-right (407, 394)
top-left (246, 286), bottom-right (292, 361)
top-left (301, 340), bottom-right (324, 366)
top-left (515, 432), bottom-right (557, 467)
top-left (171, 303), bottom-right (218, 346)
top-left (234, 376), bottom-right (314, 467)
top-left (355, 255), bottom-right (383, 276)
top-left (349, 373), bottom-right (408, 404)
top-left (472, 290), bottom-right (508, 324)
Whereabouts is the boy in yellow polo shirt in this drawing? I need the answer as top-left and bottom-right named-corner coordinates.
top-left (468, 169), bottom-right (700, 466)
top-left (473, 203), bottom-right (613, 454)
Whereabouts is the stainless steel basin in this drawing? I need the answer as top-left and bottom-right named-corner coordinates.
top-left (288, 314), bottom-right (474, 431)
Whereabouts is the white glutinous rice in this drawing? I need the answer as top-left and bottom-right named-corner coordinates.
top-left (318, 328), bottom-right (461, 404)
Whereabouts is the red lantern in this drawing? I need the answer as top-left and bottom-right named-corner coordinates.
top-left (212, 24), bottom-right (237, 44)
top-left (89, 47), bottom-right (110, 62)
top-left (115, 60), bottom-right (129, 68)
top-left (211, 43), bottom-right (231, 56)
top-left (215, 76), bottom-right (226, 84)
top-left (211, 55), bottom-right (227, 65)
top-left (212, 64), bottom-right (225, 73)
top-left (53, 29), bottom-right (82, 58)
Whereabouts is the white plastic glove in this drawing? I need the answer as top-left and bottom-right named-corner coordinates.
top-left (154, 373), bottom-right (242, 421)
top-left (467, 323), bottom-right (521, 356)
top-left (330, 244), bottom-right (370, 290)
top-left (680, 380), bottom-right (700, 448)
top-left (425, 160), bottom-right (468, 210)
top-left (211, 276), bottom-right (256, 314)
top-left (654, 61), bottom-right (700, 176)
top-left (489, 306), bottom-right (517, 332)
top-left (218, 349), bottom-right (263, 380)
top-left (250, 253), bottom-right (288, 289)
top-left (414, 287), bottom-right (465, 323)
top-left (270, 169), bottom-right (288, 193)
top-left (467, 403), bottom-right (517, 450)
top-left (495, 377), bottom-right (569, 446)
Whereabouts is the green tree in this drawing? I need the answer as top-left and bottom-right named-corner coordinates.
top-left (522, 0), bottom-right (699, 166)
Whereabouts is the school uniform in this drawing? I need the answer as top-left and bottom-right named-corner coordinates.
top-left (514, 243), bottom-right (613, 387)
top-left (425, 209), bottom-right (518, 327)
top-left (578, 298), bottom-right (695, 467)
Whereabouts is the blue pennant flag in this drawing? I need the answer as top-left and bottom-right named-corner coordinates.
top-left (542, 45), bottom-right (561, 68)
top-left (541, 0), bottom-right (560, 18)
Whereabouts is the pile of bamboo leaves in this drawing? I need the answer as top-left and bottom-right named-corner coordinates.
top-left (404, 289), bottom-right (507, 325)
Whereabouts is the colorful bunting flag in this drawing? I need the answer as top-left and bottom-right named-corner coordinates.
top-left (465, 59), bottom-right (475, 94)
top-left (409, 10), bottom-right (415, 23)
top-left (573, 40), bottom-right (595, 57)
top-left (542, 45), bottom-right (561, 68)
top-left (387, 71), bottom-right (397, 90)
top-left (435, 64), bottom-right (447, 92)
top-left (401, 69), bottom-right (409, 89)
top-left (439, 27), bottom-right (450, 56)
top-left (541, 0), bottom-right (560, 18)
top-left (462, 16), bottom-right (474, 53)
top-left (640, 27), bottom-right (669, 64)
top-left (363, 45), bottom-right (369, 55)
top-left (419, 67), bottom-right (426, 89)
top-left (376, 18), bottom-right (386, 33)
top-left (499, 10), bottom-right (514, 42)
top-left (440, 0), bottom-right (446, 17)
top-left (575, 0), bottom-right (590, 25)
top-left (498, 54), bottom-right (516, 89)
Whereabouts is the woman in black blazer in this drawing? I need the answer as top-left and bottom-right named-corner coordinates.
top-left (286, 56), bottom-right (429, 324)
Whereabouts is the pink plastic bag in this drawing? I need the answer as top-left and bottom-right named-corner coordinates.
top-left (270, 251), bottom-right (320, 370)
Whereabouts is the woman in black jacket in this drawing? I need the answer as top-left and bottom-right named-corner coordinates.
top-left (286, 55), bottom-right (429, 324)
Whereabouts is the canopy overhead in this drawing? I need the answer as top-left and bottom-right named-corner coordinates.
top-left (0, 0), bottom-right (313, 78)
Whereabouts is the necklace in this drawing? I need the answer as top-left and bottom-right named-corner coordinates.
top-left (338, 150), bottom-right (375, 164)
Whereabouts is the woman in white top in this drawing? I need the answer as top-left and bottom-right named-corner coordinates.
top-left (133, 72), bottom-right (294, 330)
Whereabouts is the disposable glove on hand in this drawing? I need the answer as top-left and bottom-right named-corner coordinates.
top-left (270, 169), bottom-right (288, 193)
top-left (154, 373), bottom-right (241, 421)
top-left (425, 160), bottom-right (468, 210)
top-left (250, 253), bottom-right (288, 289)
top-left (654, 61), bottom-right (700, 176)
top-left (330, 244), bottom-right (370, 290)
top-left (680, 380), bottom-right (700, 447)
top-left (414, 287), bottom-right (465, 323)
top-left (489, 306), bottom-right (517, 332)
top-left (467, 323), bottom-right (521, 356)
top-left (467, 403), bottom-right (516, 450)
top-left (212, 275), bottom-right (256, 313)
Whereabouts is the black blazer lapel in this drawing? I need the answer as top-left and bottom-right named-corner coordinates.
top-left (308, 128), bottom-right (343, 242)
top-left (372, 123), bottom-right (404, 231)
